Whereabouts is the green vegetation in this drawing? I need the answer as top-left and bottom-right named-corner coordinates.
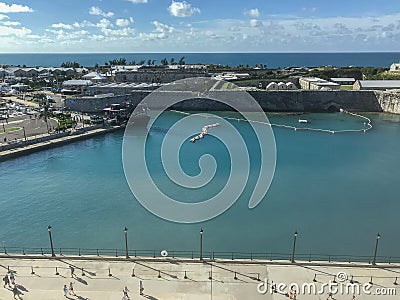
top-left (340, 85), bottom-right (353, 90)
top-left (54, 113), bottom-right (73, 131)
top-left (307, 66), bottom-right (400, 81)
top-left (60, 61), bottom-right (80, 68)
top-left (1, 127), bottom-right (21, 133)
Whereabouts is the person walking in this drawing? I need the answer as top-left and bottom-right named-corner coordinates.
top-left (139, 280), bottom-right (144, 295)
top-left (70, 266), bottom-right (75, 278)
top-left (12, 285), bottom-right (21, 299)
top-left (3, 274), bottom-right (10, 288)
top-left (69, 282), bottom-right (75, 296)
top-left (63, 285), bottom-right (68, 297)
top-left (123, 286), bottom-right (130, 299)
top-left (9, 272), bottom-right (15, 285)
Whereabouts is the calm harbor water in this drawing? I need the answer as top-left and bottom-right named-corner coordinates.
top-left (1, 112), bottom-right (400, 257)
top-left (0, 52), bottom-right (399, 68)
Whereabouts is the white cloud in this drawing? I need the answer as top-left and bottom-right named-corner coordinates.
top-left (153, 21), bottom-right (175, 33)
top-left (2, 20), bottom-right (20, 26)
top-left (245, 8), bottom-right (260, 18)
top-left (250, 19), bottom-right (263, 28)
top-left (0, 2), bottom-right (32, 13)
top-left (168, 1), bottom-right (199, 18)
top-left (0, 25), bottom-right (30, 36)
top-left (0, 13), bottom-right (9, 20)
top-left (89, 6), bottom-right (114, 18)
top-left (127, 0), bottom-right (148, 3)
top-left (101, 27), bottom-right (135, 37)
top-left (52, 23), bottom-right (73, 30)
top-left (138, 21), bottom-right (175, 41)
top-left (116, 18), bottom-right (130, 27)
top-left (96, 18), bottom-right (112, 29)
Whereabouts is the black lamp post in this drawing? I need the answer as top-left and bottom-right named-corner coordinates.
top-left (291, 231), bottom-right (298, 263)
top-left (124, 227), bottom-right (129, 259)
top-left (200, 228), bottom-right (203, 261)
top-left (47, 225), bottom-right (55, 257)
top-left (372, 233), bottom-right (381, 265)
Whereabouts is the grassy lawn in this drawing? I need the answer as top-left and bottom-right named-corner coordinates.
top-left (340, 85), bottom-right (353, 90)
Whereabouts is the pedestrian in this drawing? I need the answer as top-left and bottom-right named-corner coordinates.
top-left (139, 280), bottom-right (144, 295)
top-left (3, 274), bottom-right (10, 288)
top-left (9, 272), bottom-right (15, 285)
top-left (69, 282), bottom-right (75, 296)
top-left (327, 291), bottom-right (334, 300)
top-left (63, 285), bottom-right (68, 297)
top-left (70, 266), bottom-right (75, 278)
top-left (12, 285), bottom-right (20, 299)
top-left (123, 286), bottom-right (130, 299)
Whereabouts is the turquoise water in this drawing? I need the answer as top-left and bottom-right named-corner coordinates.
top-left (1, 112), bottom-right (400, 257)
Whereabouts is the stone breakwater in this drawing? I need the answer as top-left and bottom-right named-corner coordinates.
top-left (0, 126), bottom-right (124, 162)
top-left (66, 90), bottom-right (399, 114)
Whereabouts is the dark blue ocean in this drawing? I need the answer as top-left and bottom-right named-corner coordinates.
top-left (0, 52), bottom-right (399, 68)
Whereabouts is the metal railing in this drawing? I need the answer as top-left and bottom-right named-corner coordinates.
top-left (2, 246), bottom-right (400, 264)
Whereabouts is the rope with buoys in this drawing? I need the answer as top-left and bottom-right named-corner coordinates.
top-left (170, 109), bottom-right (372, 135)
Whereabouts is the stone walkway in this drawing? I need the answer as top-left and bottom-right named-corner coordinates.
top-left (0, 255), bottom-right (398, 300)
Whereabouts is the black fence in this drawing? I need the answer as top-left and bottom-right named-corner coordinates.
top-left (2, 246), bottom-right (400, 264)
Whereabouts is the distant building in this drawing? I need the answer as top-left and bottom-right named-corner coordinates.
top-left (265, 81), bottom-right (297, 91)
top-left (330, 78), bottom-right (356, 85)
top-left (299, 77), bottom-right (340, 90)
top-left (266, 82), bottom-right (278, 90)
top-left (353, 80), bottom-right (400, 90)
top-left (389, 63), bottom-right (400, 72)
top-left (286, 82), bottom-right (298, 90)
top-left (277, 82), bottom-right (287, 90)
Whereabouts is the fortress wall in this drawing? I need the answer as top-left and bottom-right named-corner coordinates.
top-left (65, 90), bottom-right (400, 114)
top-left (374, 90), bottom-right (400, 114)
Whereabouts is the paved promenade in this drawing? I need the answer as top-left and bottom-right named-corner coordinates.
top-left (0, 255), bottom-right (398, 300)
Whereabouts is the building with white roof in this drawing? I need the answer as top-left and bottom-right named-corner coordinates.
top-left (299, 77), bottom-right (340, 90)
top-left (330, 78), bottom-right (356, 85)
top-left (390, 63), bottom-right (400, 72)
top-left (353, 80), bottom-right (400, 90)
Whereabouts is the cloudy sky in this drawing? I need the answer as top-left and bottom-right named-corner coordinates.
top-left (0, 0), bottom-right (399, 53)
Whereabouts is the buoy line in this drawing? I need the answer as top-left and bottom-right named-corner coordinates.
top-left (169, 109), bottom-right (373, 135)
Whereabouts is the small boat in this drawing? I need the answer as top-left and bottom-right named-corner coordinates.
top-left (298, 119), bottom-right (309, 123)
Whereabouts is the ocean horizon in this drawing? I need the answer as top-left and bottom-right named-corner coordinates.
top-left (0, 52), bottom-right (399, 68)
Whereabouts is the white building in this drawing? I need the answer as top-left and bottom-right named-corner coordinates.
top-left (390, 63), bottom-right (400, 72)
top-left (353, 80), bottom-right (400, 90)
top-left (266, 82), bottom-right (278, 90)
top-left (299, 77), bottom-right (340, 90)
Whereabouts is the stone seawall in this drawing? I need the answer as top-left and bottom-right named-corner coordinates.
top-left (375, 90), bottom-right (400, 114)
top-left (66, 90), bottom-right (399, 113)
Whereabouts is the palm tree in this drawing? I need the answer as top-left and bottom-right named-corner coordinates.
top-left (34, 93), bottom-right (50, 132)
top-left (178, 56), bottom-right (185, 65)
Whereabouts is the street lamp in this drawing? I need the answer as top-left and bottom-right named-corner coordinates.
top-left (372, 233), bottom-right (381, 265)
top-left (47, 225), bottom-right (55, 257)
top-left (291, 231), bottom-right (298, 263)
top-left (124, 227), bottom-right (129, 259)
top-left (200, 228), bottom-right (203, 261)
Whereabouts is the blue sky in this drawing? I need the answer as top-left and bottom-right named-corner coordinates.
top-left (0, 0), bottom-right (399, 52)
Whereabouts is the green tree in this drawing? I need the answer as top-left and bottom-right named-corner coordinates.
top-left (178, 56), bottom-right (185, 65)
top-left (161, 58), bottom-right (168, 66)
